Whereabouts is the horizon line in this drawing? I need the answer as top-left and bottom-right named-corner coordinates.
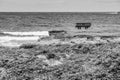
top-left (0, 11), bottom-right (119, 12)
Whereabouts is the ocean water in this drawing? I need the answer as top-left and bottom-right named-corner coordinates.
top-left (0, 12), bottom-right (119, 32)
top-left (0, 12), bottom-right (120, 47)
top-left (3, 31), bottom-right (49, 36)
top-left (0, 31), bottom-right (49, 47)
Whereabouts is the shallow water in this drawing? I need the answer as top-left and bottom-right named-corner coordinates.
top-left (0, 36), bottom-right (40, 41)
top-left (0, 31), bottom-right (49, 47)
top-left (0, 37), bottom-right (39, 47)
top-left (3, 31), bottom-right (49, 36)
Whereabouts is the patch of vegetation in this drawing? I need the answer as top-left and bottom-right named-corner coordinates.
top-left (0, 42), bottom-right (120, 80)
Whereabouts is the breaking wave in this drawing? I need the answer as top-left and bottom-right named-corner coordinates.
top-left (0, 31), bottom-right (49, 47)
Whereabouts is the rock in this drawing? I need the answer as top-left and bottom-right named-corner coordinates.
top-left (37, 55), bottom-right (46, 59)
top-left (43, 59), bottom-right (62, 66)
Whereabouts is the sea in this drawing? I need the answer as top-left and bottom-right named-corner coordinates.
top-left (0, 12), bottom-right (120, 47)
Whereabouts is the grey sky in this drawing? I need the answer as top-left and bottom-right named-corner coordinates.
top-left (0, 0), bottom-right (119, 12)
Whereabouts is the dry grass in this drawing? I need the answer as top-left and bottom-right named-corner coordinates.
top-left (0, 42), bottom-right (120, 80)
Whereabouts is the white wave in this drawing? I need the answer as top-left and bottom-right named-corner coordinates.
top-left (0, 36), bottom-right (40, 47)
top-left (0, 31), bottom-right (50, 47)
top-left (3, 31), bottom-right (49, 36)
top-left (0, 36), bottom-right (40, 42)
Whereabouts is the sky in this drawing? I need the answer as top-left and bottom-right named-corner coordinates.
top-left (0, 0), bottom-right (120, 12)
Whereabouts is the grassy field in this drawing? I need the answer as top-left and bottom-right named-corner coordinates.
top-left (0, 43), bottom-right (120, 80)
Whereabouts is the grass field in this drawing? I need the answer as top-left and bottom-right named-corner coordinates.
top-left (0, 43), bottom-right (120, 80)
